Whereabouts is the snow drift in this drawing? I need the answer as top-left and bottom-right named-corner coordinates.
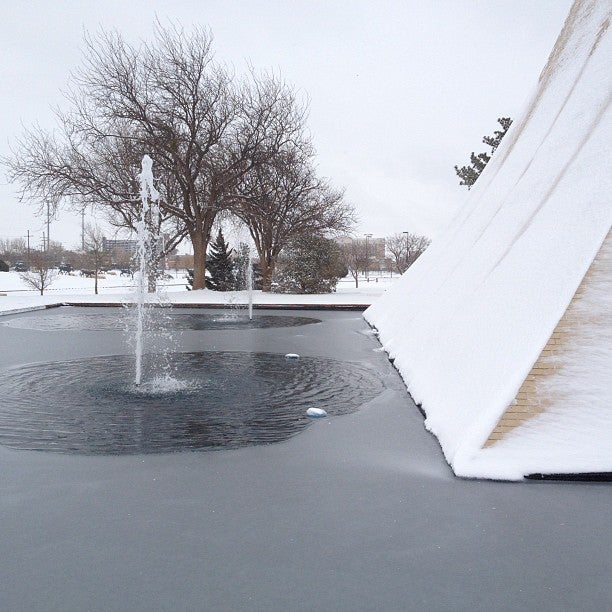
top-left (365, 0), bottom-right (611, 480)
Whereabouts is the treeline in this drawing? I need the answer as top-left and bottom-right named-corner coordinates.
top-left (3, 23), bottom-right (353, 292)
top-left (187, 229), bottom-right (430, 293)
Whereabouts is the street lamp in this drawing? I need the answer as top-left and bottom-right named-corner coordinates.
top-left (364, 233), bottom-right (373, 281)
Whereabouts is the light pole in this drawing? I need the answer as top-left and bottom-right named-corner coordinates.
top-left (25, 230), bottom-right (31, 265)
top-left (81, 208), bottom-right (86, 252)
top-left (364, 233), bottom-right (373, 282)
top-left (402, 231), bottom-right (409, 272)
top-left (46, 201), bottom-right (51, 252)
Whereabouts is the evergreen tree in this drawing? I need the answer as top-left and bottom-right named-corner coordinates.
top-left (273, 235), bottom-right (346, 294)
top-left (206, 229), bottom-right (236, 291)
top-left (483, 117), bottom-right (513, 153)
top-left (454, 163), bottom-right (480, 190)
top-left (455, 117), bottom-right (512, 189)
top-left (185, 268), bottom-right (194, 290)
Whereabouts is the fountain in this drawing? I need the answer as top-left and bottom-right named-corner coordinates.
top-left (0, 351), bottom-right (384, 454)
top-left (0, 156), bottom-right (388, 455)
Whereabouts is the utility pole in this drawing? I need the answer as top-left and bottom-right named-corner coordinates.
top-left (25, 230), bottom-right (31, 264)
top-left (402, 231), bottom-right (412, 272)
top-left (81, 208), bottom-right (85, 251)
top-left (46, 201), bottom-right (51, 251)
top-left (364, 233), bottom-right (372, 282)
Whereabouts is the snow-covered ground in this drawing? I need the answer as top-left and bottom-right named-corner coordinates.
top-left (0, 269), bottom-right (393, 314)
top-left (365, 0), bottom-right (611, 480)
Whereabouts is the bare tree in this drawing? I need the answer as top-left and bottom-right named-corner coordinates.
top-left (339, 238), bottom-right (369, 288)
top-left (386, 234), bottom-right (406, 274)
top-left (386, 232), bottom-right (431, 274)
top-left (83, 224), bottom-right (111, 294)
top-left (0, 237), bottom-right (27, 263)
top-left (234, 147), bottom-right (354, 291)
top-left (19, 251), bottom-right (56, 295)
top-left (5, 99), bottom-right (186, 271)
top-left (3, 24), bottom-right (302, 290)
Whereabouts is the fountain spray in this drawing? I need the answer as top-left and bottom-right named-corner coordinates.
top-left (134, 155), bottom-right (160, 385)
top-left (247, 244), bottom-right (254, 321)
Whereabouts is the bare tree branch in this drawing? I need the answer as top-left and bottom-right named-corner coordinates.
top-left (386, 232), bottom-right (430, 273)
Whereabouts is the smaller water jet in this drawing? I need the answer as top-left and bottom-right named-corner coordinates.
top-left (246, 243), bottom-right (254, 320)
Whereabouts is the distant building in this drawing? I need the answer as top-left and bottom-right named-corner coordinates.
top-left (368, 238), bottom-right (386, 262)
top-left (336, 236), bottom-right (386, 270)
top-left (102, 238), bottom-right (138, 256)
top-left (103, 235), bottom-right (176, 269)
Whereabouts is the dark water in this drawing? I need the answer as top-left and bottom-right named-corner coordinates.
top-left (0, 352), bottom-right (384, 455)
top-left (2, 311), bottom-right (321, 331)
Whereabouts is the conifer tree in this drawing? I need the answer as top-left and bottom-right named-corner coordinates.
top-left (483, 117), bottom-right (513, 153)
top-left (455, 117), bottom-right (513, 189)
top-left (206, 229), bottom-right (236, 291)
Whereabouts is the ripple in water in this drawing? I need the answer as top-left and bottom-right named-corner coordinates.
top-left (2, 311), bottom-right (321, 331)
top-left (0, 352), bottom-right (384, 455)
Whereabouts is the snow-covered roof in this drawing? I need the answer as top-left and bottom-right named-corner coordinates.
top-left (365, 0), bottom-right (611, 480)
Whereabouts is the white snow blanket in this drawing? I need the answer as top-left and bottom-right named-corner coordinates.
top-left (365, 0), bottom-right (612, 479)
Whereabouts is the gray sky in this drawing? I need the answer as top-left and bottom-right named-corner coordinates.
top-left (0, 0), bottom-right (572, 251)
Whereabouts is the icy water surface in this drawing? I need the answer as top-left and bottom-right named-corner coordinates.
top-left (2, 311), bottom-right (320, 331)
top-left (0, 352), bottom-right (384, 454)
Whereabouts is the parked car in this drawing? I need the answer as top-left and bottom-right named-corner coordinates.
top-left (13, 262), bottom-right (29, 272)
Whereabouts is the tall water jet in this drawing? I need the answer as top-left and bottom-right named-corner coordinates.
top-left (134, 155), bottom-right (160, 386)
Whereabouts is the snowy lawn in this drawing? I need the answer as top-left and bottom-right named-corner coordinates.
top-left (0, 269), bottom-right (394, 314)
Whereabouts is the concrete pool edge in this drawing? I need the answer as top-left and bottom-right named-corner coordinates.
top-left (0, 302), bottom-right (370, 316)
top-left (62, 301), bottom-right (370, 311)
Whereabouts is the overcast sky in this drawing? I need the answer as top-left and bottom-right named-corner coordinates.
top-left (0, 0), bottom-right (572, 252)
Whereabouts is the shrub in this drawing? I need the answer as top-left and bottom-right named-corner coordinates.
top-left (273, 235), bottom-right (345, 294)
